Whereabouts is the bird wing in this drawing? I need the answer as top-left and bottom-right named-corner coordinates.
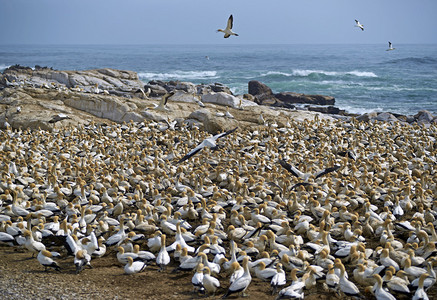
top-left (162, 91), bottom-right (175, 106)
top-left (227, 15), bottom-right (234, 30)
top-left (314, 165), bottom-right (341, 179)
top-left (355, 20), bottom-right (359, 24)
top-left (224, 33), bottom-right (230, 39)
top-left (278, 159), bottom-right (303, 178)
top-left (213, 126), bottom-right (238, 141)
top-left (177, 145), bottom-right (204, 164)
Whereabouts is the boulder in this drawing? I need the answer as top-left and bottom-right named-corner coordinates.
top-left (175, 82), bottom-right (197, 94)
top-left (414, 110), bottom-right (434, 124)
top-left (248, 80), bottom-right (273, 97)
top-left (375, 112), bottom-right (399, 122)
top-left (248, 80), bottom-right (276, 104)
top-left (307, 106), bottom-right (343, 115)
top-left (171, 91), bottom-right (204, 107)
top-left (64, 94), bottom-right (133, 122)
top-left (209, 83), bottom-right (233, 94)
top-left (356, 112), bottom-right (378, 122)
top-left (144, 84), bottom-right (168, 97)
top-left (275, 92), bottom-right (335, 105)
top-left (188, 109), bottom-right (237, 134)
top-left (201, 92), bottom-right (240, 108)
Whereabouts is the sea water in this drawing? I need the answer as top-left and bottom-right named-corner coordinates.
top-left (1, 44), bottom-right (436, 116)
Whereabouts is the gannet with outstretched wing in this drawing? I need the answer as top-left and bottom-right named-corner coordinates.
top-left (217, 15), bottom-right (239, 38)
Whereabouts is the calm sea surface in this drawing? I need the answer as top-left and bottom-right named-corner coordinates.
top-left (1, 44), bottom-right (436, 115)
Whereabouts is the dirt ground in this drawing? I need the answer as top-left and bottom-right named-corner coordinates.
top-left (0, 244), bottom-right (347, 300)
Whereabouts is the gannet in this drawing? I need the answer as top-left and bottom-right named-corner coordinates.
top-left (192, 263), bottom-right (205, 293)
top-left (412, 273), bottom-right (430, 300)
top-left (387, 42), bottom-right (395, 51)
top-left (279, 159), bottom-right (341, 182)
top-left (156, 234), bottom-right (170, 271)
top-left (222, 256), bottom-right (252, 298)
top-left (177, 127), bottom-right (238, 163)
top-left (371, 274), bottom-right (396, 300)
top-left (151, 91), bottom-right (174, 112)
top-left (202, 266), bottom-right (220, 295)
top-left (271, 263), bottom-right (286, 294)
top-left (124, 256), bottom-right (147, 275)
top-left (74, 249), bottom-right (92, 274)
top-left (217, 15), bottom-right (239, 38)
top-left (37, 250), bottom-right (61, 272)
top-left (355, 19), bottom-right (364, 31)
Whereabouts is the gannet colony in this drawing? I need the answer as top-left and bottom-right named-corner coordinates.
top-left (0, 109), bottom-right (436, 299)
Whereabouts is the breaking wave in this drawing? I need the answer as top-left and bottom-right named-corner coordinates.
top-left (138, 70), bottom-right (218, 81)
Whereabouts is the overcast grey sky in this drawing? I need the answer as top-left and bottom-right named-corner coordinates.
top-left (1, 0), bottom-right (436, 45)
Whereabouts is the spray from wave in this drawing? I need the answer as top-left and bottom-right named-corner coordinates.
top-left (0, 64), bottom-right (11, 72)
top-left (260, 69), bottom-right (378, 78)
top-left (138, 70), bottom-right (218, 81)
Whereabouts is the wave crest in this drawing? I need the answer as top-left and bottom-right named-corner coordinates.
top-left (259, 69), bottom-right (378, 78)
top-left (292, 69), bottom-right (377, 78)
top-left (0, 64), bottom-right (11, 72)
top-left (138, 70), bottom-right (218, 81)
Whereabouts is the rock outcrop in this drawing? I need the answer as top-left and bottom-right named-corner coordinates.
top-left (1, 66), bottom-right (435, 133)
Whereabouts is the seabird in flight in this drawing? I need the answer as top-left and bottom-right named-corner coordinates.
top-left (151, 91), bottom-right (174, 112)
top-left (279, 159), bottom-right (341, 182)
top-left (177, 127), bottom-right (238, 163)
top-left (355, 20), bottom-right (364, 31)
top-left (217, 15), bottom-right (239, 38)
top-left (386, 42), bottom-right (395, 51)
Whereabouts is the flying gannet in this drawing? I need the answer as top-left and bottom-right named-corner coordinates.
top-left (279, 159), bottom-right (341, 182)
top-left (151, 91), bottom-right (174, 112)
top-left (386, 41), bottom-right (395, 51)
top-left (355, 19), bottom-right (364, 31)
top-left (177, 127), bottom-right (238, 163)
top-left (217, 15), bottom-right (239, 38)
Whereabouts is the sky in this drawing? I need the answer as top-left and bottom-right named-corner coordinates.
top-left (0, 0), bottom-right (436, 45)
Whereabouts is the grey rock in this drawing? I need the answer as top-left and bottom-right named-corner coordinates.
top-left (201, 92), bottom-right (240, 108)
top-left (248, 80), bottom-right (273, 96)
top-left (414, 110), bottom-right (434, 123)
top-left (356, 112), bottom-right (378, 122)
top-left (275, 92), bottom-right (335, 105)
top-left (144, 84), bottom-right (167, 97)
top-left (375, 112), bottom-right (399, 122)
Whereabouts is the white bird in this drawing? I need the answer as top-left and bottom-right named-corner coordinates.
top-left (177, 127), bottom-right (238, 163)
top-left (413, 273), bottom-right (430, 300)
top-left (74, 249), bottom-right (92, 274)
top-left (355, 19), bottom-right (364, 31)
top-left (124, 256), bottom-right (147, 275)
top-left (372, 274), bottom-right (396, 300)
top-left (202, 266), bottom-right (220, 295)
top-left (156, 234), bottom-right (170, 271)
top-left (217, 15), bottom-right (239, 38)
top-left (279, 159), bottom-right (341, 182)
top-left (192, 263), bottom-right (205, 293)
top-left (151, 92), bottom-right (174, 112)
top-left (336, 261), bottom-right (361, 297)
top-left (271, 263), bottom-right (287, 294)
top-left (223, 256), bottom-right (252, 298)
top-left (386, 42), bottom-right (395, 51)
top-left (23, 230), bottom-right (46, 257)
top-left (37, 250), bottom-right (60, 272)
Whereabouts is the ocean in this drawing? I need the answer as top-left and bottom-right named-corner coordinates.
top-left (1, 44), bottom-right (436, 116)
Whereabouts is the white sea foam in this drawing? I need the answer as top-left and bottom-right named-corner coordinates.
top-left (260, 71), bottom-right (292, 77)
top-left (138, 70), bottom-right (218, 81)
top-left (291, 69), bottom-right (377, 78)
top-left (0, 64), bottom-right (10, 72)
top-left (339, 105), bottom-right (385, 115)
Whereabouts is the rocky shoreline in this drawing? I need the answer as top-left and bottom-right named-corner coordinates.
top-left (1, 65), bottom-right (435, 132)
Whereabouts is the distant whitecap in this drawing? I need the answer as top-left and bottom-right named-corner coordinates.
top-left (138, 70), bottom-right (218, 81)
